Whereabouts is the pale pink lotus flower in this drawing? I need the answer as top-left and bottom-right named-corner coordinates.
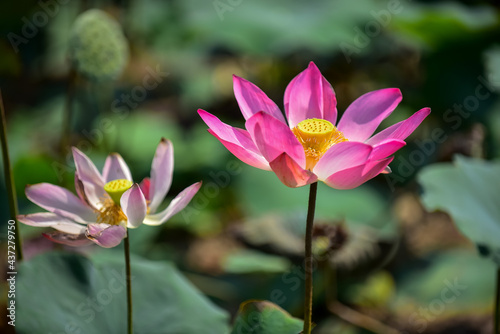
top-left (18, 138), bottom-right (201, 248)
top-left (198, 62), bottom-right (430, 188)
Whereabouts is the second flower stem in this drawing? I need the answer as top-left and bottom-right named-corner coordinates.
top-left (303, 182), bottom-right (318, 334)
top-left (61, 69), bottom-right (76, 156)
top-left (124, 232), bottom-right (133, 334)
top-left (495, 267), bottom-right (500, 334)
top-left (0, 91), bottom-right (23, 261)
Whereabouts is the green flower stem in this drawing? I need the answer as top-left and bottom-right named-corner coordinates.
top-left (61, 69), bottom-right (76, 155)
top-left (0, 90), bottom-right (23, 261)
top-left (124, 232), bottom-right (133, 334)
top-left (303, 182), bottom-right (318, 334)
top-left (325, 262), bottom-right (337, 304)
top-left (496, 267), bottom-right (500, 334)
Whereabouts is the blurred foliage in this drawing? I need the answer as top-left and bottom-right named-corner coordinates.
top-left (419, 156), bottom-right (500, 265)
top-left (223, 249), bottom-right (291, 274)
top-left (394, 250), bottom-right (495, 314)
top-left (231, 300), bottom-right (304, 334)
top-left (17, 251), bottom-right (230, 333)
top-left (348, 270), bottom-right (395, 307)
top-left (2, 0), bottom-right (500, 332)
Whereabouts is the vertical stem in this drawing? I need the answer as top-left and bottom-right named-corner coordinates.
top-left (0, 90), bottom-right (23, 261)
top-left (495, 267), bottom-right (500, 334)
top-left (325, 262), bottom-right (337, 305)
top-left (61, 70), bottom-right (76, 155)
top-left (124, 232), bottom-right (133, 334)
top-left (303, 182), bottom-right (318, 334)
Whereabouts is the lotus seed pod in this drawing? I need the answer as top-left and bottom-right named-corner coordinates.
top-left (68, 9), bottom-right (128, 82)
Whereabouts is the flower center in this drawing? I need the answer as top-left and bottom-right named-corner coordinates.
top-left (104, 179), bottom-right (133, 205)
top-left (96, 179), bottom-right (132, 226)
top-left (292, 118), bottom-right (348, 170)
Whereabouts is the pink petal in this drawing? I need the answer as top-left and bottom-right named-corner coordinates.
top-left (337, 88), bottom-right (402, 142)
top-left (102, 153), bottom-right (132, 183)
top-left (139, 177), bottom-right (151, 202)
top-left (324, 157), bottom-right (394, 189)
top-left (313, 142), bottom-right (373, 181)
top-left (86, 223), bottom-right (127, 248)
top-left (149, 138), bottom-right (174, 213)
top-left (199, 109), bottom-right (270, 170)
top-left (25, 183), bottom-right (97, 224)
top-left (208, 130), bottom-right (271, 171)
top-left (72, 147), bottom-right (107, 209)
top-left (43, 231), bottom-right (93, 247)
top-left (366, 107), bottom-right (431, 145)
top-left (369, 139), bottom-right (406, 161)
top-left (17, 212), bottom-right (86, 234)
top-left (143, 182), bottom-right (201, 226)
top-left (269, 153), bottom-right (318, 188)
top-left (245, 111), bottom-right (305, 168)
top-left (284, 62), bottom-right (337, 128)
top-left (233, 75), bottom-right (286, 123)
top-left (120, 184), bottom-right (147, 228)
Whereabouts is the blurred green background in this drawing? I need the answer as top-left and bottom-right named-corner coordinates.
top-left (1, 0), bottom-right (500, 333)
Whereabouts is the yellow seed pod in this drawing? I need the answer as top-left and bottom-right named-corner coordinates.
top-left (104, 179), bottom-right (133, 205)
top-left (292, 118), bottom-right (348, 170)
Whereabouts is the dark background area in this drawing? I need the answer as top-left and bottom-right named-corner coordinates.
top-left (1, 0), bottom-right (500, 333)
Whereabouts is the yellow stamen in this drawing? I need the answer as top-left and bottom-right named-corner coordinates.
top-left (292, 118), bottom-right (348, 170)
top-left (96, 198), bottom-right (127, 226)
top-left (104, 179), bottom-right (132, 205)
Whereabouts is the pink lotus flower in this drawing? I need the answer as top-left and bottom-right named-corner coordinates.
top-left (198, 62), bottom-right (430, 188)
top-left (18, 138), bottom-right (201, 248)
